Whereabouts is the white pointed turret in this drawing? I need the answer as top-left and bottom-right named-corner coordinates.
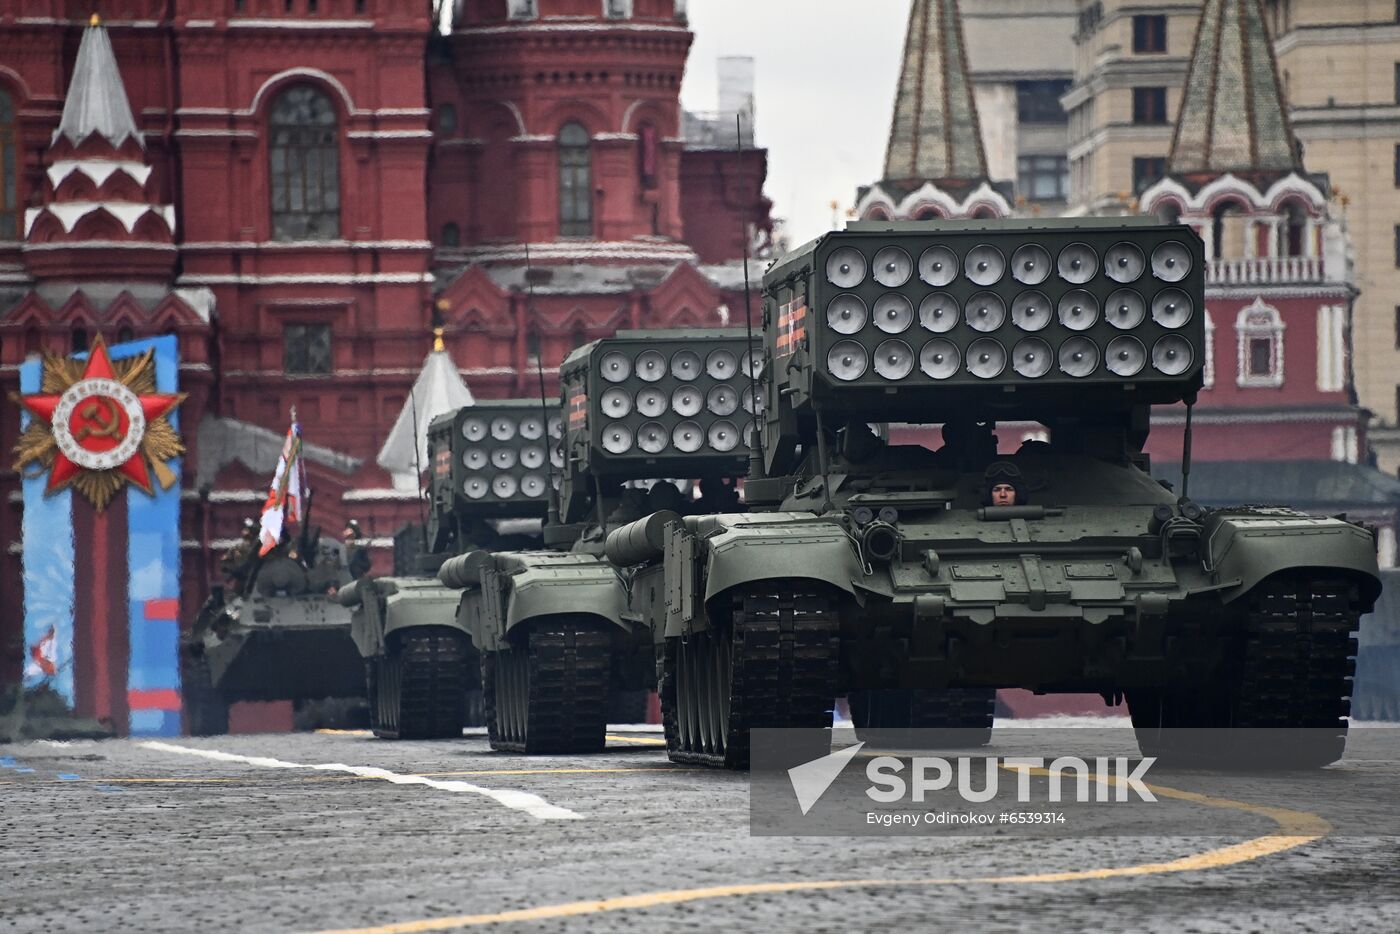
top-left (378, 330), bottom-right (477, 491)
top-left (54, 14), bottom-right (142, 151)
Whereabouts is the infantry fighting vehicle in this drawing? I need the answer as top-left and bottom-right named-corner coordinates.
top-left (438, 330), bottom-right (758, 754)
top-left (339, 400), bottom-right (552, 739)
top-left (613, 218), bottom-right (1380, 769)
top-left (182, 530), bottom-right (361, 735)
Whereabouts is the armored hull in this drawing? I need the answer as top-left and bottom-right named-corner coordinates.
top-left (181, 557), bottom-right (361, 736)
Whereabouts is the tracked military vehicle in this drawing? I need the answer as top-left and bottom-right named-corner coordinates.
top-left (339, 400), bottom-right (553, 739)
top-left (439, 329), bottom-right (757, 754)
top-left (182, 532), bottom-right (361, 735)
top-left (614, 218), bottom-right (1380, 769)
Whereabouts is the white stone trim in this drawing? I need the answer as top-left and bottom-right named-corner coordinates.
top-left (22, 240), bottom-right (177, 252)
top-left (230, 19), bottom-right (373, 30)
top-left (348, 130), bottom-right (434, 140)
top-left (249, 67), bottom-right (357, 116)
top-left (174, 129), bottom-right (259, 139)
top-left (1316, 304), bottom-right (1346, 394)
top-left (343, 489), bottom-right (424, 502)
top-left (447, 239), bottom-right (696, 264)
top-left (223, 368), bottom-right (424, 378)
top-left (1235, 297), bottom-right (1286, 389)
top-left (853, 180), bottom-right (1013, 222)
top-left (1140, 172), bottom-right (1328, 217)
top-left (177, 272), bottom-right (434, 285)
top-left (47, 159), bottom-right (152, 189)
top-left (1331, 425), bottom-right (1360, 464)
top-left (208, 490), bottom-right (264, 503)
top-left (181, 239), bottom-right (431, 251)
top-left (23, 202), bottom-right (175, 237)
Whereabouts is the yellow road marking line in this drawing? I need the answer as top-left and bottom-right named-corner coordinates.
top-left (303, 771), bottom-right (1329, 934)
top-left (315, 729), bottom-right (374, 736)
top-left (605, 734), bottom-right (666, 746)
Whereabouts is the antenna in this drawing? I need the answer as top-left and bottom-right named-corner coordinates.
top-left (408, 374), bottom-right (430, 554)
top-left (735, 112), bottom-right (765, 474)
top-left (524, 244), bottom-right (561, 525)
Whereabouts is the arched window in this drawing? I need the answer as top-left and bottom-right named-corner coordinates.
top-left (1155, 201), bottom-right (1182, 225)
top-left (638, 122), bottom-right (658, 189)
top-left (440, 223), bottom-right (460, 247)
top-left (1280, 201), bottom-right (1308, 258)
top-left (269, 85), bottom-right (340, 241)
top-left (1211, 200), bottom-right (1248, 260)
top-left (558, 122), bottom-right (593, 237)
top-left (71, 327), bottom-right (88, 354)
top-left (1236, 298), bottom-right (1285, 388)
top-left (0, 90), bottom-right (18, 240)
top-left (117, 325), bottom-right (134, 344)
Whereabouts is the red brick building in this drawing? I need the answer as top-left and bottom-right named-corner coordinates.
top-left (0, 0), bottom-right (772, 687)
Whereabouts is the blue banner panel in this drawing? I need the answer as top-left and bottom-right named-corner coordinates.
top-left (19, 358), bottom-right (76, 703)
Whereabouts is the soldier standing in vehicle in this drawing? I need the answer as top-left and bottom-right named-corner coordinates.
top-left (343, 520), bottom-right (372, 580)
top-left (219, 518), bottom-right (260, 596)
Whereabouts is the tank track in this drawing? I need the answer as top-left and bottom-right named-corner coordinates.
top-left (1132, 576), bottom-right (1359, 768)
top-left (662, 584), bottom-right (839, 770)
top-left (181, 652), bottom-right (229, 737)
top-left (849, 687), bottom-right (996, 748)
top-left (1231, 577), bottom-right (1357, 764)
top-left (369, 629), bottom-right (470, 740)
top-left (483, 619), bottom-right (611, 754)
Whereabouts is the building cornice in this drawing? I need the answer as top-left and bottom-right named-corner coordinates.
top-left (1274, 22), bottom-right (1400, 56)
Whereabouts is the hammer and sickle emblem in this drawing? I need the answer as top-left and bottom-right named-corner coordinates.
top-left (73, 396), bottom-right (123, 443)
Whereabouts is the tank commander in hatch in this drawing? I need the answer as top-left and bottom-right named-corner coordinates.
top-left (219, 517), bottom-right (260, 597)
top-left (984, 461), bottom-right (1027, 508)
top-left (343, 520), bottom-right (372, 580)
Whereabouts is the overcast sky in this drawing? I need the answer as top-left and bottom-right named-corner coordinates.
top-left (681, 1), bottom-right (911, 248)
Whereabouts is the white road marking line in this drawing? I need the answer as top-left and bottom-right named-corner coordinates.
top-left (136, 741), bottom-right (582, 821)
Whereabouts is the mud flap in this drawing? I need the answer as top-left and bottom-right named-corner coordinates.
top-left (664, 522), bottom-right (703, 637)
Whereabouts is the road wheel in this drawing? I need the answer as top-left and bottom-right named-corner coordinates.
top-left (661, 584), bottom-right (839, 770)
top-left (482, 617), bottom-right (611, 754)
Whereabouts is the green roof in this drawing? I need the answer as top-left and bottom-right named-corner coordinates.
top-left (1154, 460), bottom-right (1400, 509)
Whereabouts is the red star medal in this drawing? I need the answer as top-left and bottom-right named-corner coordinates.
top-left (19, 338), bottom-right (181, 495)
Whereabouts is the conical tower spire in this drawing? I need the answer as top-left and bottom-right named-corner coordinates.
top-left (23, 15), bottom-right (174, 281)
top-left (54, 15), bottom-right (142, 150)
top-left (882, 0), bottom-right (987, 185)
top-left (1168, 0), bottom-right (1299, 177)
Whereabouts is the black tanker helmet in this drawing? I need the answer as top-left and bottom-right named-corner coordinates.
top-left (983, 461), bottom-right (1027, 506)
